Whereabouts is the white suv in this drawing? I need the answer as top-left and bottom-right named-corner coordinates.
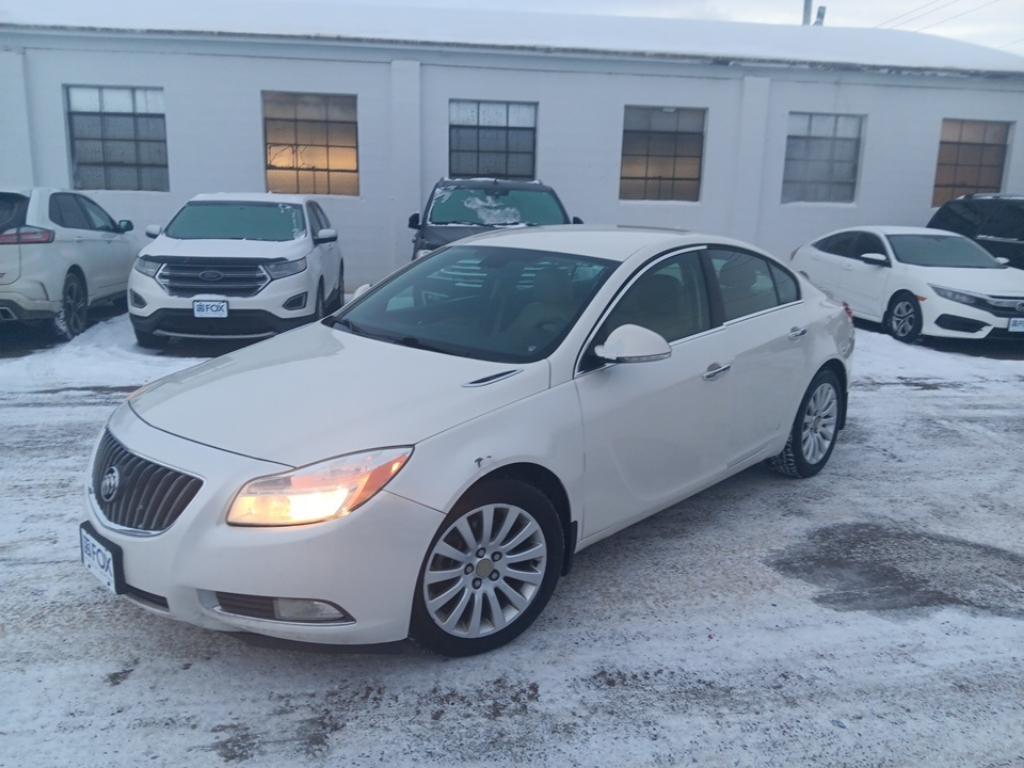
top-left (0, 188), bottom-right (136, 339)
top-left (129, 194), bottom-right (344, 348)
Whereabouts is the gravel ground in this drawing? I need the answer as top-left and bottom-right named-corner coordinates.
top-left (2, 313), bottom-right (1024, 768)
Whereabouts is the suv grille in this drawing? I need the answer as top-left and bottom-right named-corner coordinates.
top-left (91, 430), bottom-right (203, 532)
top-left (156, 258), bottom-right (270, 298)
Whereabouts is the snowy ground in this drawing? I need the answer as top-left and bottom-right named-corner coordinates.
top-left (2, 312), bottom-right (1024, 767)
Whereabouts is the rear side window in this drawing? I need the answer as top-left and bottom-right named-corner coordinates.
top-left (813, 232), bottom-right (857, 257)
top-left (709, 248), bottom-right (799, 321)
top-left (0, 194), bottom-right (28, 233)
top-left (49, 193), bottom-right (91, 230)
top-left (977, 200), bottom-right (1024, 241)
top-left (849, 232), bottom-right (887, 259)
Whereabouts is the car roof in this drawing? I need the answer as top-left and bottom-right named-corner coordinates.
top-left (816, 225), bottom-right (965, 239)
top-left (944, 193), bottom-right (1024, 202)
top-left (450, 225), bottom-right (763, 263)
top-left (432, 177), bottom-right (555, 192)
top-left (189, 192), bottom-right (316, 205)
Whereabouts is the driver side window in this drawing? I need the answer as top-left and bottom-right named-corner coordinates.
top-left (77, 196), bottom-right (117, 232)
top-left (599, 251), bottom-right (711, 344)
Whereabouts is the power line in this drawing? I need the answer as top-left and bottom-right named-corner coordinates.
top-left (884, 0), bottom-right (973, 29)
top-left (874, 0), bottom-right (949, 28)
top-left (912, 0), bottom-right (1008, 31)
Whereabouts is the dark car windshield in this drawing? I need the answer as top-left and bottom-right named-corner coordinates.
top-left (427, 187), bottom-right (568, 227)
top-left (164, 202), bottom-right (306, 241)
top-left (333, 245), bottom-right (615, 363)
top-left (887, 235), bottom-right (1004, 269)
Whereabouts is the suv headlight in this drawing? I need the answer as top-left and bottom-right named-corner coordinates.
top-left (266, 257), bottom-right (307, 279)
top-left (134, 257), bottom-right (162, 277)
top-left (930, 285), bottom-right (983, 306)
top-left (227, 447), bottom-right (412, 526)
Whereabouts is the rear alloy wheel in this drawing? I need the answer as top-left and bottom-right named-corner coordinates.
top-left (411, 478), bottom-right (563, 656)
top-left (886, 293), bottom-right (922, 343)
top-left (52, 272), bottom-right (87, 340)
top-left (771, 369), bottom-right (841, 478)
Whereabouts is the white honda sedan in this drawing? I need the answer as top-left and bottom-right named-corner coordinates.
top-left (81, 227), bottom-right (854, 656)
top-left (791, 226), bottom-right (1024, 342)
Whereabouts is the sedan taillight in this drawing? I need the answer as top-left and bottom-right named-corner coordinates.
top-left (842, 302), bottom-right (854, 320)
top-left (0, 226), bottom-right (55, 245)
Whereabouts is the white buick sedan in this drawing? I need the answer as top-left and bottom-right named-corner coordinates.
top-left (81, 227), bottom-right (854, 656)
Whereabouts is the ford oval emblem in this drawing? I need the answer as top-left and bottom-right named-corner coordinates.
top-left (100, 466), bottom-right (121, 502)
top-left (199, 270), bottom-right (224, 282)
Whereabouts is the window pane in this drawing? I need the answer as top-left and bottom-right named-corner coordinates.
top-left (508, 103), bottom-right (536, 128)
top-left (73, 139), bottom-right (103, 163)
top-left (295, 94), bottom-right (327, 121)
top-left (478, 102), bottom-right (508, 127)
top-left (328, 146), bottom-right (358, 171)
top-left (137, 141), bottom-right (167, 165)
top-left (106, 166), bottom-right (139, 190)
top-left (671, 180), bottom-right (699, 201)
top-left (507, 128), bottom-right (534, 152)
top-left (829, 183), bottom-right (855, 202)
top-left (478, 152), bottom-right (507, 175)
top-left (327, 95), bottom-right (357, 122)
top-left (673, 157), bottom-right (700, 180)
top-left (961, 121), bottom-right (987, 143)
top-left (267, 169), bottom-right (298, 193)
top-left (267, 145), bottom-right (295, 168)
top-left (622, 132), bottom-right (648, 154)
top-left (450, 100), bottom-right (478, 126)
top-left (296, 120), bottom-right (327, 145)
top-left (810, 114), bottom-right (836, 137)
top-left (506, 153), bottom-right (533, 178)
top-left (103, 140), bottom-right (137, 164)
top-left (140, 166), bottom-right (169, 191)
top-left (836, 116), bottom-right (861, 138)
top-left (450, 151), bottom-right (477, 175)
top-left (619, 178), bottom-right (645, 199)
top-left (102, 115), bottom-right (135, 140)
top-left (71, 114), bottom-right (102, 139)
top-left (937, 142), bottom-right (958, 164)
top-left (297, 145), bottom-right (328, 169)
top-left (978, 166), bottom-right (1003, 187)
top-left (265, 119), bottom-right (296, 144)
top-left (941, 119), bottom-right (962, 142)
top-left (677, 109), bottom-right (705, 133)
top-left (328, 171), bottom-right (359, 196)
top-left (649, 133), bottom-right (675, 156)
top-left (136, 88), bottom-right (165, 114)
top-left (101, 88), bottom-right (133, 113)
top-left (787, 112), bottom-right (810, 135)
top-left (981, 144), bottom-right (1005, 167)
top-left (328, 122), bottom-right (358, 147)
top-left (624, 107), bottom-right (652, 131)
top-left (933, 118), bottom-right (1009, 201)
top-left (478, 127), bottom-right (507, 152)
top-left (676, 134), bottom-right (702, 157)
top-left (650, 109), bottom-right (678, 132)
top-left (621, 155), bottom-right (647, 177)
top-left (958, 144), bottom-right (982, 165)
top-left (76, 166), bottom-right (106, 189)
top-left (620, 105), bottom-right (706, 200)
top-left (135, 116), bottom-right (166, 141)
top-left (263, 92), bottom-right (296, 119)
top-left (68, 87), bottom-right (100, 112)
top-left (450, 127), bottom-right (478, 151)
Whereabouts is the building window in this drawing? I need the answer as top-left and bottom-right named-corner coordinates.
top-left (449, 100), bottom-right (537, 180)
top-left (66, 86), bottom-right (168, 191)
top-left (932, 119), bottom-right (1010, 206)
top-left (620, 106), bottom-right (705, 201)
top-left (782, 112), bottom-right (863, 203)
top-left (263, 92), bottom-right (359, 196)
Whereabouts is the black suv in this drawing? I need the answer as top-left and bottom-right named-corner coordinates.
top-left (408, 178), bottom-right (581, 260)
top-left (928, 194), bottom-right (1024, 270)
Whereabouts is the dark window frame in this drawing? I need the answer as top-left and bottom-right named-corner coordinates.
top-left (932, 119), bottom-right (1011, 207)
top-left (448, 99), bottom-right (538, 181)
top-left (619, 105), bottom-right (706, 202)
top-left (782, 112), bottom-right (863, 204)
top-left (65, 86), bottom-right (169, 192)
top-left (262, 91), bottom-right (360, 197)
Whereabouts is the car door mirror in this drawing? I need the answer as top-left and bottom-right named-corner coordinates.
top-left (860, 252), bottom-right (888, 266)
top-left (314, 227), bottom-right (338, 245)
top-left (594, 324), bottom-right (671, 364)
top-left (117, 219), bottom-right (134, 234)
top-left (571, 216), bottom-right (584, 225)
top-left (353, 283), bottom-right (372, 299)
top-left (996, 256), bottom-right (1010, 265)
top-left (408, 212), bottom-right (421, 230)
top-left (144, 224), bottom-right (162, 239)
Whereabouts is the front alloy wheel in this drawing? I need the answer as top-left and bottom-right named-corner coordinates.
top-left (412, 478), bottom-right (563, 656)
top-left (887, 294), bottom-right (922, 343)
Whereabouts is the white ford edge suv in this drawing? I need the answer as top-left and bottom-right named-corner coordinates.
top-left (81, 227), bottom-right (854, 656)
top-left (129, 193), bottom-right (344, 347)
top-left (791, 226), bottom-right (1024, 342)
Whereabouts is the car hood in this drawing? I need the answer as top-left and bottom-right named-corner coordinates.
top-left (129, 322), bottom-right (549, 467)
top-left (421, 224), bottom-right (489, 247)
top-left (141, 235), bottom-right (310, 260)
top-left (923, 266), bottom-right (1024, 296)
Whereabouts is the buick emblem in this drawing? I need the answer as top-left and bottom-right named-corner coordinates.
top-left (199, 270), bottom-right (224, 282)
top-left (100, 466), bottom-right (121, 502)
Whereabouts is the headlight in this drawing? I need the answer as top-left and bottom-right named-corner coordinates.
top-left (134, 257), bottom-right (161, 277)
top-left (265, 257), bottom-right (307, 279)
top-left (930, 285), bottom-right (983, 306)
top-left (227, 447), bottom-right (412, 526)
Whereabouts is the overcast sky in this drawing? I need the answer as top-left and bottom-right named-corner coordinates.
top-left (339, 0), bottom-right (1024, 51)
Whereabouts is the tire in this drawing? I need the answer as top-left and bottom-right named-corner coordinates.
top-left (771, 368), bottom-right (842, 479)
top-left (884, 292), bottom-right (922, 343)
top-left (51, 271), bottom-right (88, 341)
top-left (336, 264), bottom-right (345, 310)
top-left (309, 282), bottom-right (324, 322)
top-left (410, 478), bottom-right (564, 656)
top-left (134, 328), bottom-right (167, 350)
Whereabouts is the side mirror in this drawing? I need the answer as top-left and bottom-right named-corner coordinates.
top-left (860, 252), bottom-right (888, 266)
top-left (353, 283), bottom-right (372, 299)
top-left (571, 216), bottom-right (584, 225)
top-left (117, 219), bottom-right (134, 233)
top-left (144, 224), bottom-right (162, 239)
top-left (314, 227), bottom-right (338, 245)
top-left (408, 212), bottom-right (421, 230)
top-left (996, 256), bottom-right (1010, 265)
top-left (594, 324), bottom-right (671, 364)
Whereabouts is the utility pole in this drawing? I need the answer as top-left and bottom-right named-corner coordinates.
top-left (802, 0), bottom-right (812, 25)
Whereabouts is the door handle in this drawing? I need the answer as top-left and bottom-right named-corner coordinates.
top-left (788, 326), bottom-right (807, 339)
top-left (702, 363), bottom-right (731, 381)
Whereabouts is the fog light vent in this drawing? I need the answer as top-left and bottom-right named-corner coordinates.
top-left (282, 292), bottom-right (308, 311)
top-left (130, 290), bottom-right (147, 308)
top-left (215, 592), bottom-right (353, 624)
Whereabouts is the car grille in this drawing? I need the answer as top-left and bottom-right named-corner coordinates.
top-left (156, 258), bottom-right (270, 298)
top-left (982, 295), bottom-right (1024, 318)
top-left (91, 430), bottom-right (203, 532)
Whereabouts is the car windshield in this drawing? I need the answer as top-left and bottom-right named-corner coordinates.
top-left (887, 234), bottom-right (1004, 269)
top-left (333, 245), bottom-right (616, 363)
top-left (427, 187), bottom-right (568, 226)
top-left (164, 202), bottom-right (306, 241)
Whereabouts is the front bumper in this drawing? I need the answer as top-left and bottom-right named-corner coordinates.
top-left (922, 295), bottom-right (1024, 340)
top-left (130, 308), bottom-right (310, 340)
top-left (81, 405), bottom-right (444, 645)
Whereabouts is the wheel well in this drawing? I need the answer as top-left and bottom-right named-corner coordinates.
top-left (818, 359), bottom-right (848, 430)
top-left (472, 462), bottom-right (576, 575)
top-left (67, 265), bottom-right (87, 302)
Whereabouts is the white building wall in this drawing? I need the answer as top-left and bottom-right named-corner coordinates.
top-left (1, 30), bottom-right (1022, 284)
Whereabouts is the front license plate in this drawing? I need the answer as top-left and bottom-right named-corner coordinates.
top-left (80, 523), bottom-right (123, 595)
top-left (1009, 318), bottom-right (1024, 333)
top-left (193, 300), bottom-right (228, 318)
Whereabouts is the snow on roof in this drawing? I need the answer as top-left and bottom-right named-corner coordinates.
top-left (2, 1), bottom-right (1023, 77)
